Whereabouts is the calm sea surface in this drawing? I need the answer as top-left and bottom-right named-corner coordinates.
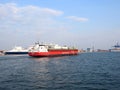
top-left (0, 52), bottom-right (120, 90)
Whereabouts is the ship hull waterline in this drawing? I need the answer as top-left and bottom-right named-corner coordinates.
top-left (5, 52), bottom-right (28, 55)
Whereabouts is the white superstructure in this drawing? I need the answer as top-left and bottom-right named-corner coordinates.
top-left (8, 46), bottom-right (28, 52)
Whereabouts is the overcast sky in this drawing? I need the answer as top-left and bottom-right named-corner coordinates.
top-left (0, 0), bottom-right (120, 50)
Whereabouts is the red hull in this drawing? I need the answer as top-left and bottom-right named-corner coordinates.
top-left (28, 49), bottom-right (78, 57)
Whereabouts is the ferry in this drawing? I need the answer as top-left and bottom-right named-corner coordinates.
top-left (4, 46), bottom-right (28, 55)
top-left (28, 42), bottom-right (79, 57)
top-left (109, 42), bottom-right (120, 52)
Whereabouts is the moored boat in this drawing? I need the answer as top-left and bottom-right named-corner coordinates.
top-left (28, 42), bottom-right (79, 57)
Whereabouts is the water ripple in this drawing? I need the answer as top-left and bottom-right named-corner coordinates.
top-left (0, 53), bottom-right (120, 90)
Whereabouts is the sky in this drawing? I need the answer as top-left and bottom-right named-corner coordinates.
top-left (0, 0), bottom-right (120, 50)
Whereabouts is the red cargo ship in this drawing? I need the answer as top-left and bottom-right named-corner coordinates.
top-left (28, 42), bottom-right (79, 57)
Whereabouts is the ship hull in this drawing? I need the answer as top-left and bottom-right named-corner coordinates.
top-left (5, 52), bottom-right (28, 55)
top-left (28, 49), bottom-right (78, 57)
top-left (110, 50), bottom-right (120, 52)
top-left (109, 49), bottom-right (120, 52)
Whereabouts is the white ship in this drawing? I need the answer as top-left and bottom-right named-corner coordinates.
top-left (4, 46), bottom-right (29, 55)
top-left (109, 42), bottom-right (120, 52)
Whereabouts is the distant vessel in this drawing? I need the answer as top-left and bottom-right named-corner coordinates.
top-left (109, 42), bottom-right (120, 52)
top-left (28, 42), bottom-right (79, 57)
top-left (5, 46), bottom-right (28, 55)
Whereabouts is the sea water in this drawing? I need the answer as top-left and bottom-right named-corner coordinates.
top-left (0, 52), bottom-right (120, 90)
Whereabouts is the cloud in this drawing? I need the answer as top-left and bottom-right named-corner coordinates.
top-left (0, 3), bottom-right (63, 23)
top-left (66, 16), bottom-right (88, 22)
top-left (0, 3), bottom-right (64, 30)
top-left (0, 3), bottom-right (63, 16)
top-left (41, 8), bottom-right (63, 16)
top-left (0, 3), bottom-right (72, 49)
top-left (0, 3), bottom-right (90, 50)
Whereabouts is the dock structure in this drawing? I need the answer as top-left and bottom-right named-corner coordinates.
top-left (0, 50), bottom-right (4, 55)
